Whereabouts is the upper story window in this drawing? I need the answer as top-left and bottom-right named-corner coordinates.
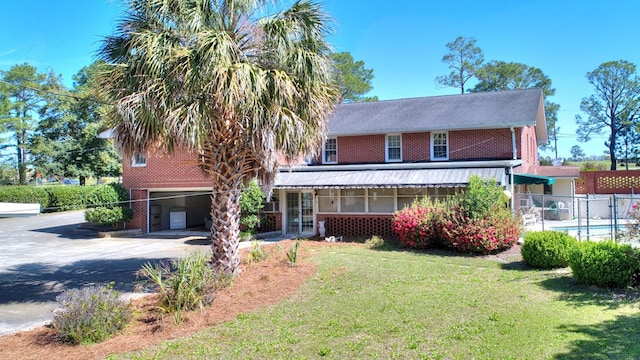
top-left (323, 138), bottom-right (337, 164)
top-left (132, 153), bottom-right (147, 167)
top-left (431, 132), bottom-right (449, 161)
top-left (386, 134), bottom-right (402, 162)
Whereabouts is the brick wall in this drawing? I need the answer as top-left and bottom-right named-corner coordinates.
top-left (335, 128), bottom-right (519, 164)
top-left (317, 214), bottom-right (394, 238)
top-left (338, 135), bottom-right (385, 163)
top-left (126, 189), bottom-right (149, 231)
top-left (260, 212), bottom-right (282, 233)
top-left (449, 129), bottom-right (515, 160)
top-left (123, 148), bottom-right (211, 190)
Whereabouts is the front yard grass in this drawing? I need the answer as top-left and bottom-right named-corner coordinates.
top-left (115, 244), bottom-right (640, 359)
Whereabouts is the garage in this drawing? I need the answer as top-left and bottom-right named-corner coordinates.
top-left (148, 191), bottom-right (211, 232)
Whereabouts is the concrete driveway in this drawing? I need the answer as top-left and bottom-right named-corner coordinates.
top-left (0, 211), bottom-right (211, 336)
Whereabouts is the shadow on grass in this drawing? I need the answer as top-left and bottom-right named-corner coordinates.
top-left (540, 275), bottom-right (640, 309)
top-left (553, 313), bottom-right (640, 359)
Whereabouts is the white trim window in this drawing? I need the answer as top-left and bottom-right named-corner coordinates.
top-left (132, 153), bottom-right (147, 167)
top-left (431, 132), bottom-right (449, 161)
top-left (385, 134), bottom-right (402, 162)
top-left (323, 138), bottom-right (337, 164)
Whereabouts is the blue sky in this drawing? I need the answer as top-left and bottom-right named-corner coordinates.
top-left (2, 0), bottom-right (640, 158)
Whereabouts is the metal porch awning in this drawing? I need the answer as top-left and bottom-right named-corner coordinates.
top-left (274, 167), bottom-right (506, 189)
top-left (513, 173), bottom-right (556, 185)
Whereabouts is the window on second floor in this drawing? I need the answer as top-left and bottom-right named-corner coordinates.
top-left (431, 132), bottom-right (448, 161)
top-left (323, 138), bottom-right (337, 164)
top-left (132, 153), bottom-right (147, 167)
top-left (386, 134), bottom-right (402, 162)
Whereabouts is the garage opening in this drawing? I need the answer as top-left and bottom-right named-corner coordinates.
top-left (148, 191), bottom-right (211, 232)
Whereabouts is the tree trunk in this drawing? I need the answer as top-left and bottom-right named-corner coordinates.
top-left (209, 181), bottom-right (242, 275)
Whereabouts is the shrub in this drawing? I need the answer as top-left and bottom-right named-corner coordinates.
top-left (45, 185), bottom-right (93, 212)
top-left (0, 185), bottom-right (50, 210)
top-left (85, 206), bottom-right (133, 229)
top-left (85, 183), bottom-right (128, 208)
top-left (364, 235), bottom-right (385, 249)
top-left (441, 206), bottom-right (520, 254)
top-left (521, 231), bottom-right (579, 269)
top-left (569, 241), bottom-right (640, 288)
top-left (461, 175), bottom-right (507, 219)
top-left (52, 284), bottom-right (131, 344)
top-left (392, 201), bottom-right (448, 249)
top-left (240, 179), bottom-right (265, 231)
top-left (246, 241), bottom-right (268, 264)
top-left (137, 252), bottom-right (229, 322)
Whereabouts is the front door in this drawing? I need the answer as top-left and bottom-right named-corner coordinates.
top-left (286, 191), bottom-right (314, 235)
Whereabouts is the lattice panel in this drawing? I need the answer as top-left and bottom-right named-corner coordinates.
top-left (596, 174), bottom-right (640, 193)
top-left (323, 215), bottom-right (394, 237)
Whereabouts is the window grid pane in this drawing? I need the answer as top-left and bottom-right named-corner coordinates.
top-left (432, 133), bottom-right (448, 159)
top-left (387, 135), bottom-right (401, 161)
top-left (324, 138), bottom-right (337, 163)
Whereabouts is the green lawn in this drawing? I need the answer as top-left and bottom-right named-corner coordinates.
top-left (114, 244), bottom-right (640, 359)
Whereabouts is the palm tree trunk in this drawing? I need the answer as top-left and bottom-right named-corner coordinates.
top-left (209, 176), bottom-right (242, 275)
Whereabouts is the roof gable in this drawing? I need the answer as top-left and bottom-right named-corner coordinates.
top-left (328, 88), bottom-right (546, 138)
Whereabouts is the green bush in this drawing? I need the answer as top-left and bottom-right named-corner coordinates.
top-left (45, 185), bottom-right (92, 212)
top-left (240, 179), bottom-right (265, 231)
top-left (521, 231), bottom-right (579, 269)
top-left (137, 252), bottom-right (231, 323)
top-left (85, 183), bottom-right (129, 208)
top-left (85, 207), bottom-right (134, 229)
top-left (364, 235), bottom-right (386, 249)
top-left (569, 241), bottom-right (640, 288)
top-left (52, 284), bottom-right (131, 344)
top-left (246, 241), bottom-right (268, 264)
top-left (0, 185), bottom-right (50, 210)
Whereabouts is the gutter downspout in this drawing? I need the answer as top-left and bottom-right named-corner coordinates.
top-left (510, 127), bottom-right (517, 213)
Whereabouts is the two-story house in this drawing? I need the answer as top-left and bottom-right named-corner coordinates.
top-left (121, 88), bottom-right (549, 237)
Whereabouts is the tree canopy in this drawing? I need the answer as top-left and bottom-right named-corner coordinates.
top-left (30, 62), bottom-right (121, 183)
top-left (98, 0), bottom-right (339, 274)
top-left (576, 60), bottom-right (640, 170)
top-left (435, 36), bottom-right (484, 94)
top-left (0, 63), bottom-right (58, 184)
top-left (331, 52), bottom-right (378, 102)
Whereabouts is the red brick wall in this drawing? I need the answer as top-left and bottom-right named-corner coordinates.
top-left (519, 126), bottom-right (538, 172)
top-left (338, 135), bottom-right (385, 163)
top-left (260, 212), bottom-right (282, 232)
top-left (403, 132), bottom-right (430, 161)
top-left (317, 214), bottom-right (394, 238)
top-left (126, 189), bottom-right (148, 231)
top-left (122, 148), bottom-right (211, 190)
top-left (449, 129), bottom-right (516, 160)
top-left (335, 128), bottom-right (519, 164)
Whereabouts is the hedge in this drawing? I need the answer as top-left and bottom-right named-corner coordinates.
top-left (0, 184), bottom-right (129, 213)
top-left (569, 241), bottom-right (640, 288)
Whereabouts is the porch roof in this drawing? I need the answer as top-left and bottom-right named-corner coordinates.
top-left (273, 167), bottom-right (506, 189)
top-left (513, 173), bottom-right (556, 185)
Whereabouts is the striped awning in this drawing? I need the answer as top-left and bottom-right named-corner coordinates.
top-left (274, 167), bottom-right (506, 189)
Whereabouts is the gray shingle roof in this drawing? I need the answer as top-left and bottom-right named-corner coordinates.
top-left (328, 88), bottom-right (546, 139)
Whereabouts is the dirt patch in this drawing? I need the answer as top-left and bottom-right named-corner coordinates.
top-left (0, 240), bottom-right (349, 360)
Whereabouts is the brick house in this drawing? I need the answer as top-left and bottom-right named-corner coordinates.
top-left (121, 88), bottom-right (549, 237)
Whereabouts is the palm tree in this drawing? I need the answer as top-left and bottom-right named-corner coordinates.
top-left (98, 0), bottom-right (339, 274)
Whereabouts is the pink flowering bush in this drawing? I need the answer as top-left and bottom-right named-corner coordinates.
top-left (624, 202), bottom-right (640, 241)
top-left (392, 205), bottom-right (442, 249)
top-left (391, 176), bottom-right (520, 254)
top-left (441, 206), bottom-right (520, 254)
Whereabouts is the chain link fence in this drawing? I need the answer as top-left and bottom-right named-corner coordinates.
top-left (516, 192), bottom-right (640, 243)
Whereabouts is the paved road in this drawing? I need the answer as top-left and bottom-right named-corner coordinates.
top-left (0, 211), bottom-right (211, 336)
